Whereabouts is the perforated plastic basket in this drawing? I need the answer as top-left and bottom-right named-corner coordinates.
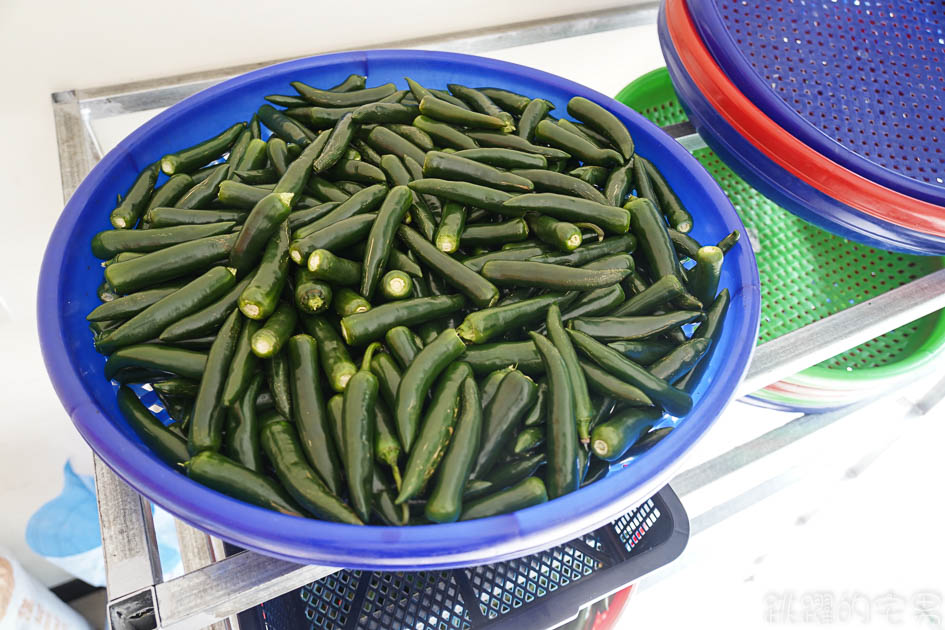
top-left (659, 0), bottom-right (945, 255)
top-left (234, 486), bottom-right (686, 630)
top-left (616, 67), bottom-right (945, 411)
top-left (687, 0), bottom-right (945, 208)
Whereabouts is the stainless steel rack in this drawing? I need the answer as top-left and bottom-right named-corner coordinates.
top-left (52, 4), bottom-right (945, 629)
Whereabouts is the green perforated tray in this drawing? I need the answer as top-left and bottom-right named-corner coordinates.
top-left (616, 68), bottom-right (945, 390)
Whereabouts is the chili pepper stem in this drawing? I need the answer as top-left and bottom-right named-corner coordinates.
top-left (361, 342), bottom-right (382, 371)
top-left (391, 464), bottom-right (403, 492)
top-left (574, 222), bottom-right (605, 242)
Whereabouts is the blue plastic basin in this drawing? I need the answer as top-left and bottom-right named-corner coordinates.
top-left (38, 50), bottom-right (760, 569)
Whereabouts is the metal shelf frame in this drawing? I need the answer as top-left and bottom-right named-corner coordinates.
top-left (50, 4), bottom-right (945, 629)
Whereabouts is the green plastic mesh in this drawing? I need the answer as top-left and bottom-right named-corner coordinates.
top-left (819, 321), bottom-right (925, 371)
top-left (618, 70), bottom-right (943, 372)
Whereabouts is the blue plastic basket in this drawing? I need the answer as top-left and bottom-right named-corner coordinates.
top-left (687, 0), bottom-right (945, 208)
top-left (658, 0), bottom-right (945, 255)
top-left (38, 49), bottom-right (760, 569)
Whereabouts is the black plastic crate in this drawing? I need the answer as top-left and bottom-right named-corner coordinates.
top-left (237, 485), bottom-right (687, 630)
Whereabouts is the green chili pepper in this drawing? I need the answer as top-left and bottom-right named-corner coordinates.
top-left (394, 328), bottom-right (467, 452)
top-left (431, 202), bottom-right (465, 254)
top-left (292, 184), bottom-right (387, 241)
top-left (502, 193), bottom-right (630, 235)
top-left (460, 476), bottom-right (548, 521)
top-left (478, 366), bottom-right (515, 409)
top-left (566, 96), bottom-right (635, 161)
top-left (379, 270), bottom-right (413, 301)
top-left (341, 343), bottom-right (382, 520)
top-left (161, 122), bottom-right (245, 175)
top-left (569, 165), bottom-right (609, 187)
top-left (97, 267), bottom-right (236, 353)
top-left (418, 95), bottom-right (511, 132)
top-left (189, 309), bottom-right (242, 454)
top-left (546, 304), bottom-right (594, 445)
top-left (110, 163), bottom-right (160, 229)
top-left (104, 344), bottom-right (207, 381)
top-left (648, 338), bottom-right (711, 384)
top-left (568, 329), bottom-right (692, 417)
top-left (303, 315), bottom-right (358, 393)
top-left (266, 351), bottom-right (292, 419)
top-left (570, 311), bottom-right (702, 341)
top-left (642, 157), bottom-right (692, 233)
top-left (340, 295), bottom-right (465, 346)
top-left (294, 268), bottom-right (333, 315)
top-left (259, 417), bottom-right (363, 523)
top-left (398, 225), bottom-right (499, 308)
top-left (425, 375), bottom-right (482, 523)
top-left (480, 260), bottom-right (629, 291)
top-left (609, 274), bottom-right (699, 317)
top-left (447, 83), bottom-right (515, 129)
top-left (239, 220), bottom-right (291, 320)
top-left (221, 317), bottom-right (262, 407)
top-left (396, 361), bottom-right (472, 504)
top-left (250, 301), bottom-right (297, 358)
top-left (257, 104), bottom-right (315, 146)
top-left (590, 408), bottom-right (662, 461)
top-left (688, 246), bottom-right (724, 306)
top-left (312, 113), bottom-right (355, 173)
top-left (292, 80), bottom-right (396, 107)
top-left (468, 369), bottom-right (538, 480)
top-left (526, 214), bottom-right (583, 252)
top-left (529, 332), bottom-right (580, 499)
top-left (534, 120), bottom-right (622, 167)
top-left (456, 292), bottom-right (574, 345)
top-left (463, 340), bottom-right (544, 376)
top-left (332, 288), bottom-right (372, 317)
top-left (512, 168), bottom-right (608, 205)
top-left (717, 230), bottom-right (741, 254)
top-left (229, 192), bottom-right (294, 275)
top-left (476, 87), bottom-right (532, 114)
top-left (459, 218), bottom-right (529, 248)
top-left (361, 186), bottom-right (413, 299)
top-left (675, 289), bottom-right (730, 392)
top-left (286, 334), bottom-right (344, 495)
top-left (117, 386), bottom-right (189, 466)
top-left (627, 197), bottom-right (681, 285)
top-left (186, 450), bottom-right (304, 516)
top-left (385, 326), bottom-right (424, 369)
top-left (518, 98), bottom-right (554, 142)
top-left (423, 151), bottom-right (533, 193)
top-left (224, 373), bottom-right (264, 471)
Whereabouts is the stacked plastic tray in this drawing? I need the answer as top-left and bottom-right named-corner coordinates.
top-left (659, 0), bottom-right (945, 255)
top-left (617, 68), bottom-right (945, 411)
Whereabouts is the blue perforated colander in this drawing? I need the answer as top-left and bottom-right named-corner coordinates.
top-left (661, 0), bottom-right (945, 254)
top-left (687, 0), bottom-right (945, 207)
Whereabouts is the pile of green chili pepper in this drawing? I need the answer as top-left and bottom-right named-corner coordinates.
top-left (89, 73), bottom-right (738, 525)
